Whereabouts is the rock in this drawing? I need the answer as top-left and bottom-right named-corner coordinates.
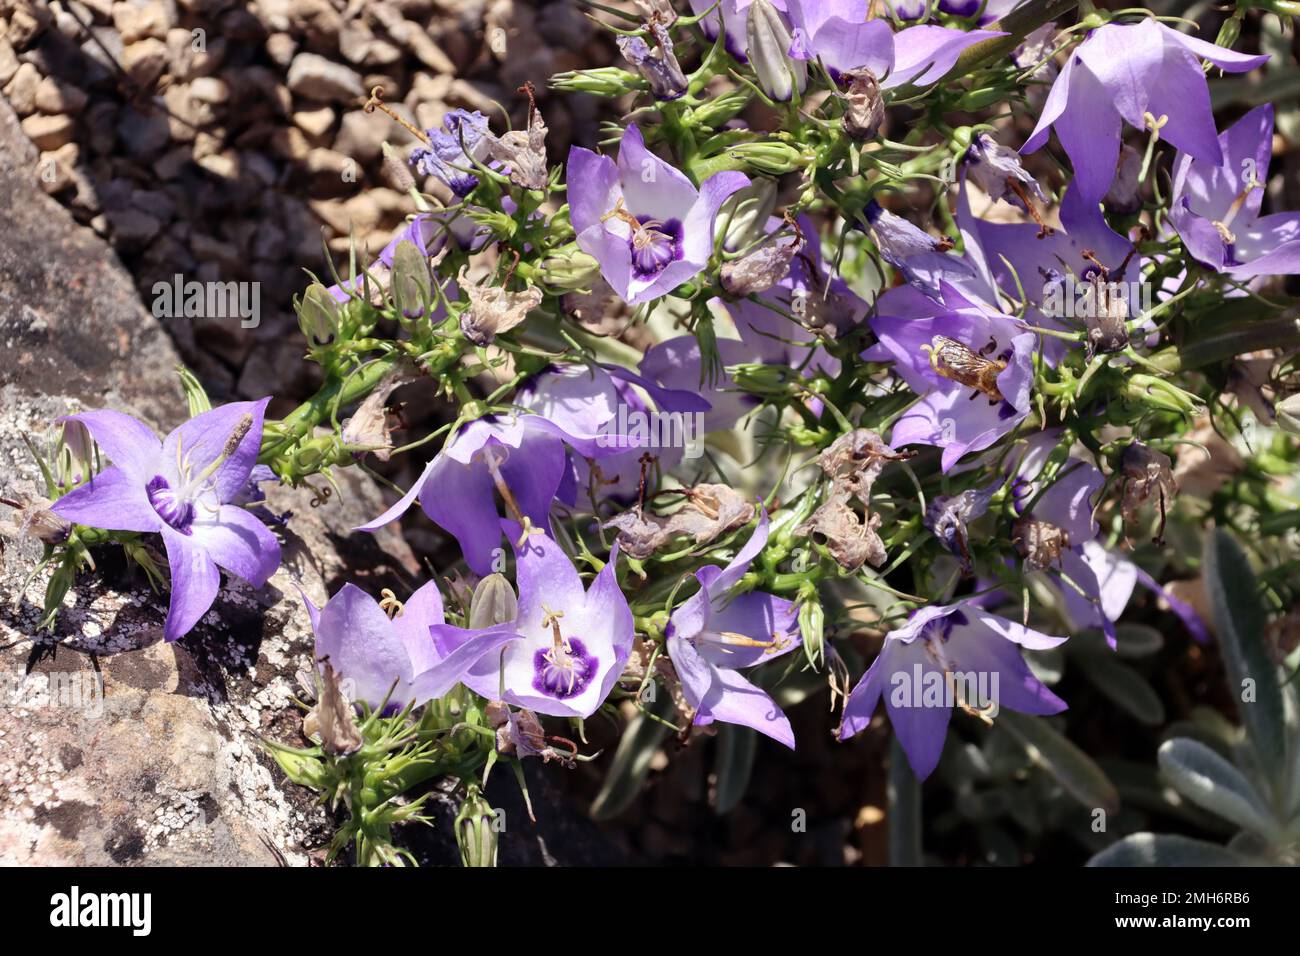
top-left (6, 1), bottom-right (52, 51)
top-left (265, 32), bottom-right (297, 67)
top-left (3, 62), bottom-right (42, 116)
top-left (33, 76), bottom-right (88, 115)
top-left (0, 36), bottom-right (19, 87)
top-left (37, 142), bottom-right (78, 194)
top-left (116, 105), bottom-right (171, 157)
top-left (286, 52), bottom-right (364, 104)
top-left (333, 107), bottom-right (398, 167)
top-left (0, 97), bottom-right (421, 866)
top-left (292, 105), bottom-right (335, 142)
top-left (20, 113), bottom-right (75, 150)
top-left (123, 36), bottom-right (169, 88)
top-left (371, 6), bottom-right (455, 75)
top-left (113, 0), bottom-right (173, 43)
top-left (190, 76), bottom-right (230, 105)
top-left (166, 27), bottom-right (226, 80)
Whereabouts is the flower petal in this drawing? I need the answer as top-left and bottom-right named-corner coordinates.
top-left (162, 399), bottom-right (271, 504)
top-left (189, 504), bottom-right (281, 587)
top-left (160, 523), bottom-right (221, 642)
top-left (51, 465), bottom-right (161, 533)
top-left (60, 409), bottom-right (162, 483)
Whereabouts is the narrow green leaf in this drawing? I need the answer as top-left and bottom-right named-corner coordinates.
top-left (888, 736), bottom-right (923, 866)
top-left (589, 693), bottom-right (675, 821)
top-left (1073, 653), bottom-right (1166, 726)
top-left (998, 711), bottom-right (1120, 813)
top-left (1202, 530), bottom-right (1288, 778)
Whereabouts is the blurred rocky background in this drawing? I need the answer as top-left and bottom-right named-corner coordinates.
top-left (0, 0), bottom-right (612, 414)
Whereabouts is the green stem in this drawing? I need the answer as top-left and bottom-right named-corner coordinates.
top-left (1149, 313), bottom-right (1300, 373)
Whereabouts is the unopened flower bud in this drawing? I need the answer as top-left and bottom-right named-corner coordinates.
top-left (57, 419), bottom-right (95, 486)
top-left (840, 68), bottom-right (884, 141)
top-left (389, 240), bottom-right (433, 323)
top-left (747, 0), bottom-right (806, 102)
top-left (1278, 393), bottom-right (1300, 437)
top-left (691, 88), bottom-right (752, 129)
top-left (798, 591), bottom-right (824, 668)
top-left (297, 282), bottom-right (340, 347)
top-left (550, 67), bottom-right (643, 97)
top-left (728, 140), bottom-right (811, 176)
top-left (468, 573), bottom-right (519, 629)
top-left (455, 784), bottom-right (499, 868)
top-left (720, 177), bottom-right (779, 253)
top-left (729, 362), bottom-right (802, 397)
top-left (540, 245), bottom-right (601, 290)
top-left (618, 22), bottom-right (687, 101)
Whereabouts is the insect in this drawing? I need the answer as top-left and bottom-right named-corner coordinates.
top-left (923, 335), bottom-right (1007, 403)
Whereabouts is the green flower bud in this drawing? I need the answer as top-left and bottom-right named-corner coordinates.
top-left (469, 573), bottom-right (519, 629)
top-left (389, 240), bottom-right (432, 324)
top-left (540, 246), bottom-right (601, 291)
top-left (1276, 393), bottom-right (1300, 437)
top-left (1123, 374), bottom-right (1202, 416)
top-left (692, 88), bottom-right (752, 129)
top-left (747, 0), bottom-right (806, 103)
top-left (550, 67), bottom-right (644, 97)
top-left (720, 177), bottom-right (779, 253)
top-left (729, 362), bottom-right (802, 397)
top-left (798, 588), bottom-right (824, 668)
top-left (455, 784), bottom-right (499, 868)
top-left (297, 281), bottom-right (340, 347)
top-left (727, 140), bottom-right (812, 176)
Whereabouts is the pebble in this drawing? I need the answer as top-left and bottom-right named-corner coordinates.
top-left (286, 52), bottom-right (364, 103)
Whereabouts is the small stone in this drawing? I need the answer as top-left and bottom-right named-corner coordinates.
top-left (166, 28), bottom-right (226, 80)
top-left (114, 1), bottom-right (173, 43)
top-left (0, 37), bottom-right (19, 87)
top-left (333, 108), bottom-right (397, 166)
top-left (7, 2), bottom-right (52, 50)
top-left (286, 52), bottom-right (363, 104)
top-left (265, 32), bottom-right (296, 67)
top-left (3, 62), bottom-right (41, 116)
top-left (106, 207), bottom-right (164, 245)
top-left (37, 143), bottom-right (79, 194)
top-left (20, 113), bottom-right (75, 151)
top-left (293, 105), bottom-right (335, 142)
top-left (123, 37), bottom-right (169, 88)
top-left (33, 77), bottom-right (89, 115)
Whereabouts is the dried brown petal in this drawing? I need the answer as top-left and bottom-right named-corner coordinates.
top-left (798, 491), bottom-right (887, 571)
top-left (340, 361), bottom-right (420, 461)
top-left (459, 269), bottom-right (543, 346)
top-left (1120, 441), bottom-right (1177, 545)
top-left (485, 102), bottom-right (549, 191)
top-left (310, 660), bottom-right (363, 757)
top-left (1012, 517), bottom-right (1069, 573)
top-left (840, 68), bottom-right (884, 142)
top-left (603, 483), bottom-right (756, 558)
top-left (0, 483), bottom-right (71, 545)
top-left (816, 428), bottom-right (909, 499)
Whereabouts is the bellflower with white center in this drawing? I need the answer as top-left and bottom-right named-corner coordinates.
top-left (410, 109), bottom-right (495, 197)
top-left (1169, 104), bottom-right (1300, 277)
top-left (302, 582), bottom-right (519, 712)
top-left (667, 512), bottom-right (802, 747)
top-left (1021, 18), bottom-right (1267, 202)
top-left (568, 125), bottom-right (749, 305)
top-left (51, 401), bottom-right (281, 641)
top-left (838, 603), bottom-right (1067, 778)
top-left (431, 527), bottom-right (635, 718)
top-left (864, 283), bottom-right (1036, 471)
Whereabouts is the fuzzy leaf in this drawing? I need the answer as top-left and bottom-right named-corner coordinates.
top-left (1157, 737), bottom-right (1282, 840)
top-left (998, 711), bottom-right (1120, 813)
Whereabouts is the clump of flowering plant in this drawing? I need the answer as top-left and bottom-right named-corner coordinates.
top-left (17, 0), bottom-right (1300, 868)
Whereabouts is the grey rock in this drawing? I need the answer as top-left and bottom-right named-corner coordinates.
top-left (286, 52), bottom-right (364, 104)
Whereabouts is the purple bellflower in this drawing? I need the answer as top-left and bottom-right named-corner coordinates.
top-left (1170, 104), bottom-right (1300, 277)
top-left (357, 364), bottom-right (643, 574)
top-left (410, 109), bottom-right (494, 197)
top-left (303, 581), bottom-right (519, 712)
top-left (783, 0), bottom-right (1003, 86)
top-left (431, 527), bottom-right (635, 718)
top-left (864, 284), bottom-right (1036, 471)
top-left (861, 199), bottom-right (974, 298)
top-left (51, 401), bottom-right (282, 642)
top-left (838, 602), bottom-right (1067, 778)
top-left (568, 125), bottom-right (749, 305)
top-left (666, 512), bottom-right (802, 747)
top-left (1022, 19), bottom-right (1267, 202)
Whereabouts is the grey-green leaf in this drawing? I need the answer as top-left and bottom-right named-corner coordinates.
top-left (1202, 529), bottom-right (1288, 777)
top-left (590, 693), bottom-right (675, 821)
top-left (1088, 833), bottom-right (1251, 867)
top-left (1073, 652), bottom-right (1166, 726)
top-left (998, 711), bottom-right (1120, 813)
top-left (1157, 737), bottom-right (1282, 840)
